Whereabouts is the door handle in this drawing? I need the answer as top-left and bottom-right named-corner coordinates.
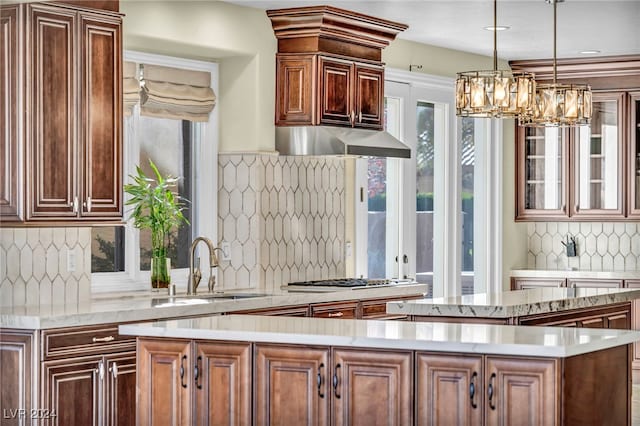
top-left (194, 355), bottom-right (202, 389)
top-left (109, 362), bottom-right (118, 379)
top-left (180, 355), bottom-right (187, 388)
top-left (488, 372), bottom-right (496, 410)
top-left (469, 371), bottom-right (478, 409)
top-left (317, 363), bottom-right (325, 398)
top-left (333, 363), bottom-right (341, 399)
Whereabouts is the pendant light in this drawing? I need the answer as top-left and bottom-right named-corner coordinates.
top-left (455, 0), bottom-right (536, 118)
top-left (520, 0), bottom-right (592, 127)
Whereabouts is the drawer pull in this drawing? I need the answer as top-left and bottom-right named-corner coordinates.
top-left (92, 336), bottom-right (115, 343)
top-left (328, 312), bottom-right (344, 318)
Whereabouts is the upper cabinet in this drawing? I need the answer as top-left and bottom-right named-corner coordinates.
top-left (268, 6), bottom-right (406, 131)
top-left (1, 1), bottom-right (122, 223)
top-left (511, 56), bottom-right (640, 221)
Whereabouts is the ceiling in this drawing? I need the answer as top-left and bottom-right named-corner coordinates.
top-left (224, 0), bottom-right (640, 61)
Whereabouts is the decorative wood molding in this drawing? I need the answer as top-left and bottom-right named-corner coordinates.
top-left (267, 6), bottom-right (407, 61)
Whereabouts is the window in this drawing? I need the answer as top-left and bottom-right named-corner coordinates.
top-left (91, 52), bottom-right (218, 292)
top-left (358, 70), bottom-right (500, 297)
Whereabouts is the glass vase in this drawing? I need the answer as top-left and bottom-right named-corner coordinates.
top-left (151, 255), bottom-right (171, 290)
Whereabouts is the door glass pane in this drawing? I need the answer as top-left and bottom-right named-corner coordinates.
top-left (416, 101), bottom-right (434, 295)
top-left (524, 127), bottom-right (563, 210)
top-left (576, 99), bottom-right (618, 210)
top-left (460, 117), bottom-right (474, 295)
top-left (137, 116), bottom-right (194, 270)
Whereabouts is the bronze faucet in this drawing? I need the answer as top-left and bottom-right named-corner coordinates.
top-left (188, 237), bottom-right (219, 295)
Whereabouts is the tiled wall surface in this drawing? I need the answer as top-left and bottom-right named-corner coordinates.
top-left (528, 222), bottom-right (640, 271)
top-left (218, 153), bottom-right (346, 292)
top-left (0, 227), bottom-right (92, 306)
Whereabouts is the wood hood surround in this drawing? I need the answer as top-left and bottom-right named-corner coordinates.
top-left (267, 6), bottom-right (411, 158)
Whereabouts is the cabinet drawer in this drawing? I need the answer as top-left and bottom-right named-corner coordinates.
top-left (360, 295), bottom-right (422, 319)
top-left (311, 301), bottom-right (358, 319)
top-left (235, 305), bottom-right (310, 317)
top-left (42, 324), bottom-right (135, 360)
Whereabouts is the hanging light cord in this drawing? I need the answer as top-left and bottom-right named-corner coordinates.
top-left (552, 0), bottom-right (557, 84)
top-left (493, 0), bottom-right (498, 71)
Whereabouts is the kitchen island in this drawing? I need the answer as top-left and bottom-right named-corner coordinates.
top-left (121, 314), bottom-right (640, 425)
top-left (387, 286), bottom-right (640, 327)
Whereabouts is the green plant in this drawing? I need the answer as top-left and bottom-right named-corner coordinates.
top-left (124, 159), bottom-right (189, 287)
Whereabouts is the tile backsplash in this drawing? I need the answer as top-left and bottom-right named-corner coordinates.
top-left (527, 222), bottom-right (640, 271)
top-left (0, 227), bottom-right (92, 307)
top-left (218, 153), bottom-right (346, 293)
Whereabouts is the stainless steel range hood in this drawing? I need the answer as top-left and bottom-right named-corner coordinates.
top-left (275, 126), bottom-right (411, 159)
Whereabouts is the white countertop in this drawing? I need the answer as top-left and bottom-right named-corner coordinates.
top-left (511, 269), bottom-right (640, 280)
top-left (387, 287), bottom-right (640, 318)
top-left (0, 284), bottom-right (427, 330)
top-left (119, 314), bottom-right (640, 358)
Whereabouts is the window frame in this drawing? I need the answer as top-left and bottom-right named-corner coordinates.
top-left (91, 51), bottom-right (219, 293)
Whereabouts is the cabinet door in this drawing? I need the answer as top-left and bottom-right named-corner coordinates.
top-left (484, 356), bottom-right (559, 426)
top-left (354, 64), bottom-right (383, 129)
top-left (0, 330), bottom-right (33, 426)
top-left (515, 125), bottom-right (569, 220)
top-left (627, 280), bottom-right (640, 378)
top-left (42, 356), bottom-right (103, 425)
top-left (0, 4), bottom-right (22, 220)
top-left (105, 352), bottom-right (136, 426)
top-left (415, 353), bottom-right (482, 426)
top-left (194, 341), bottom-right (251, 426)
top-left (275, 54), bottom-right (315, 125)
top-left (318, 57), bottom-right (353, 126)
top-left (79, 12), bottom-right (122, 218)
top-left (629, 92), bottom-right (640, 218)
top-left (26, 4), bottom-right (78, 219)
top-left (332, 348), bottom-right (412, 426)
top-left (254, 344), bottom-right (329, 426)
top-left (137, 338), bottom-right (191, 426)
top-left (571, 91), bottom-right (625, 219)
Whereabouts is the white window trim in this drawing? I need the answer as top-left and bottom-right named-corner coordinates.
top-left (91, 51), bottom-right (219, 293)
top-left (375, 68), bottom-right (503, 297)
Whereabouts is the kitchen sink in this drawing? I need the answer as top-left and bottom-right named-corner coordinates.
top-left (152, 292), bottom-right (272, 307)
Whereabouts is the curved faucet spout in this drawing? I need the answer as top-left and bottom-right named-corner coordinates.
top-left (188, 236), bottom-right (218, 295)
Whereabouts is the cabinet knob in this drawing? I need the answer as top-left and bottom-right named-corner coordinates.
top-left (350, 111), bottom-right (355, 127)
top-left (96, 360), bottom-right (105, 381)
top-left (110, 362), bottom-right (118, 379)
top-left (71, 196), bottom-right (79, 213)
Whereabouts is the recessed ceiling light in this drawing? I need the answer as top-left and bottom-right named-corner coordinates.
top-left (579, 50), bottom-right (601, 55)
top-left (483, 25), bottom-right (510, 31)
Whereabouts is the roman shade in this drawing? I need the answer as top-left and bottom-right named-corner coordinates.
top-left (123, 61), bottom-right (140, 116)
top-left (140, 64), bottom-right (216, 122)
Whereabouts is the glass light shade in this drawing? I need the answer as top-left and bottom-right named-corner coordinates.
top-left (520, 83), bottom-right (592, 127)
top-left (455, 70), bottom-right (536, 118)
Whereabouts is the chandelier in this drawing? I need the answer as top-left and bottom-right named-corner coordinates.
top-left (520, 0), bottom-right (592, 127)
top-left (455, 0), bottom-right (536, 118)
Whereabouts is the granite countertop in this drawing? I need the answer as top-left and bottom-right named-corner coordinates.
top-left (0, 283), bottom-right (427, 330)
top-left (386, 287), bottom-right (640, 318)
top-left (119, 314), bottom-right (640, 358)
top-left (510, 269), bottom-right (640, 280)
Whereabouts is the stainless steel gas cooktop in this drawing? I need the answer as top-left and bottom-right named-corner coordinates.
top-left (284, 278), bottom-right (411, 292)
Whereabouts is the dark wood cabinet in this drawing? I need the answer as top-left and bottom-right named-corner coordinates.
top-left (194, 341), bottom-right (251, 426)
top-left (0, 4), bottom-right (22, 221)
top-left (0, 330), bottom-right (33, 426)
top-left (137, 338), bottom-right (251, 426)
top-left (254, 344), bottom-right (330, 426)
top-left (276, 54), bottom-right (384, 130)
top-left (105, 353), bottom-right (136, 426)
top-left (26, 3), bottom-right (122, 221)
top-left (484, 356), bottom-right (559, 425)
top-left (0, 1), bottom-right (122, 223)
top-left (332, 348), bottom-right (412, 426)
top-left (628, 92), bottom-right (640, 218)
top-left (415, 353), bottom-right (483, 426)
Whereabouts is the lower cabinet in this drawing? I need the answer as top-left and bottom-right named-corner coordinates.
top-left (137, 338), bottom-right (251, 426)
top-left (0, 330), bottom-right (33, 426)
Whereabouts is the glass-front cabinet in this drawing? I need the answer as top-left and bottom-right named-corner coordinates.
top-left (516, 91), bottom-right (627, 221)
top-left (571, 92), bottom-right (625, 219)
top-left (629, 92), bottom-right (640, 218)
top-left (516, 126), bottom-right (569, 219)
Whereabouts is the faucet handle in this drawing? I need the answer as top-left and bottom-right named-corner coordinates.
top-left (192, 268), bottom-right (202, 293)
